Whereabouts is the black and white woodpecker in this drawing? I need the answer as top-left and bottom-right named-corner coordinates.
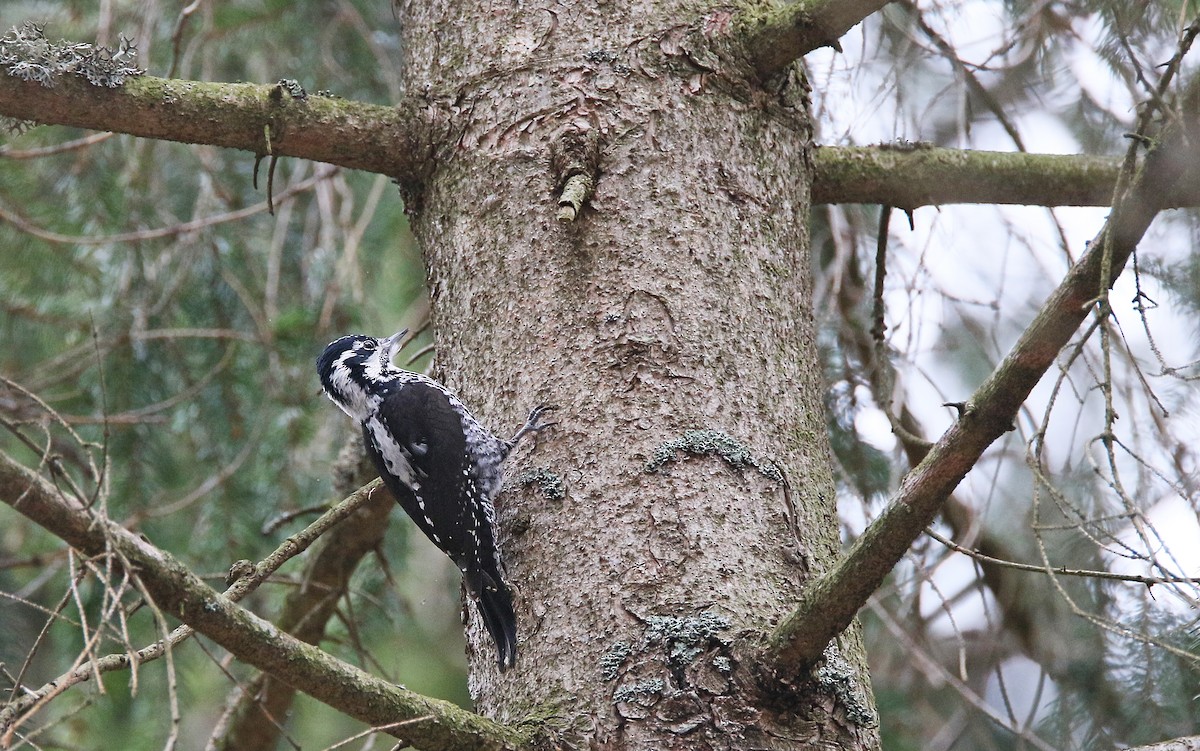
top-left (316, 330), bottom-right (553, 670)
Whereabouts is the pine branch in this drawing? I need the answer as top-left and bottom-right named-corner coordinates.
top-left (0, 451), bottom-right (530, 751)
top-left (8, 30), bottom-right (1200, 212)
top-left (730, 0), bottom-right (890, 77)
top-left (813, 145), bottom-right (1200, 208)
top-left (765, 76), bottom-right (1200, 674)
top-left (0, 68), bottom-right (432, 185)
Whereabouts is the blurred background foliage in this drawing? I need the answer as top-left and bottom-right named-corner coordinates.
top-left (1, 0), bottom-right (1199, 749)
top-left (0, 1), bottom-right (471, 748)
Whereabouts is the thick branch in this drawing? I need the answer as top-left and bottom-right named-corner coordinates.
top-left (0, 73), bottom-right (432, 183)
top-left (8, 70), bottom-right (1200, 211)
top-left (1123, 736), bottom-right (1200, 751)
top-left (0, 451), bottom-right (528, 751)
top-left (766, 84), bottom-right (1200, 673)
top-left (731, 0), bottom-right (891, 78)
top-left (812, 145), bottom-right (1200, 208)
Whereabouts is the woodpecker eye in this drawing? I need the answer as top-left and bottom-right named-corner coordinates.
top-left (360, 340), bottom-right (377, 351)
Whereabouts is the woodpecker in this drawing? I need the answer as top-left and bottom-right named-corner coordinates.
top-left (316, 330), bottom-right (553, 670)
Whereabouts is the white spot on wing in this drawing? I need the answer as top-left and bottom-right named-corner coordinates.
top-left (366, 415), bottom-right (419, 491)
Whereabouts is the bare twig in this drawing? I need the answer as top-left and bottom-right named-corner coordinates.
top-left (0, 457), bottom-right (526, 750)
top-left (870, 601), bottom-right (1059, 751)
top-left (897, 0), bottom-right (1026, 150)
top-left (0, 131), bottom-right (113, 159)
top-left (0, 166), bottom-right (337, 246)
top-left (212, 453), bottom-right (391, 751)
top-left (167, 0), bottom-right (206, 78)
top-left (924, 528), bottom-right (1200, 586)
top-left (1, 476), bottom-right (383, 735)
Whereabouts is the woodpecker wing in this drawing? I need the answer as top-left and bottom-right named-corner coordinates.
top-left (360, 379), bottom-right (517, 668)
top-left (361, 380), bottom-right (492, 567)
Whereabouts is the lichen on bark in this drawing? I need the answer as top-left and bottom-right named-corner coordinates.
top-left (1, 22), bottom-right (142, 88)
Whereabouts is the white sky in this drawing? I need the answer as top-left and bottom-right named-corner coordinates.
top-left (808, 1), bottom-right (1200, 717)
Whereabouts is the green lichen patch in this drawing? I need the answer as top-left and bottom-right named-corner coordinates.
top-left (612, 677), bottom-right (664, 704)
top-left (600, 641), bottom-right (632, 681)
top-left (1, 22), bottom-right (143, 88)
top-left (515, 467), bottom-right (565, 500)
top-left (814, 645), bottom-right (878, 728)
top-left (644, 611), bottom-right (731, 669)
top-left (645, 429), bottom-right (783, 483)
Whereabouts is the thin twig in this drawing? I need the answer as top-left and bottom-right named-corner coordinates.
top-left (0, 132), bottom-right (113, 159)
top-left (0, 478), bottom-right (384, 733)
top-left (320, 717), bottom-right (435, 751)
top-left (870, 601), bottom-right (1059, 751)
top-left (925, 528), bottom-right (1200, 586)
top-left (0, 167), bottom-right (338, 246)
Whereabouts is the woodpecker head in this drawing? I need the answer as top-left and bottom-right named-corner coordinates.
top-left (316, 330), bottom-right (408, 422)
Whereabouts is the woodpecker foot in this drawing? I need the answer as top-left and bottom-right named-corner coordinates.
top-left (509, 404), bottom-right (558, 447)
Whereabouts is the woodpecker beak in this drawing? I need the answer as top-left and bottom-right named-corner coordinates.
top-left (381, 329), bottom-right (408, 364)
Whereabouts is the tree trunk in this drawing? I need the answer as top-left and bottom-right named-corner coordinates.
top-left (395, 3), bottom-right (879, 749)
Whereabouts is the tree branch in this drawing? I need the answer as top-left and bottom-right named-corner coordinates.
top-left (1123, 736), bottom-right (1200, 751)
top-left (7, 53), bottom-right (1200, 211)
top-left (812, 145), bottom-right (1200, 208)
top-left (731, 0), bottom-right (891, 78)
top-left (0, 451), bottom-right (529, 751)
top-left (765, 78), bottom-right (1200, 674)
top-left (0, 472), bottom-right (385, 736)
top-left (0, 72), bottom-right (433, 184)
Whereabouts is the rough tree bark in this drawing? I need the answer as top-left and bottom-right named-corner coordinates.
top-left (388, 2), bottom-right (878, 749)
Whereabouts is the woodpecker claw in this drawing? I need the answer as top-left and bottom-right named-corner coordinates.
top-left (509, 404), bottom-right (559, 447)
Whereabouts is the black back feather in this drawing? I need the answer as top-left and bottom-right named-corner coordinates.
top-left (361, 380), bottom-right (517, 669)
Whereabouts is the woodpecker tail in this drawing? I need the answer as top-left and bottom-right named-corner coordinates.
top-left (464, 567), bottom-right (517, 671)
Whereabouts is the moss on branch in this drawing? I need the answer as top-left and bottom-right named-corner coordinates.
top-left (730, 0), bottom-right (891, 77)
top-left (812, 144), bottom-right (1200, 208)
top-left (0, 46), bottom-right (431, 181)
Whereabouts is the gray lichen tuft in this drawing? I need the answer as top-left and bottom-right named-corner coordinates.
top-left (273, 78), bottom-right (307, 100)
top-left (645, 429), bottom-right (783, 483)
top-left (612, 678), bottom-right (664, 704)
top-left (815, 644), bottom-right (878, 728)
top-left (1, 22), bottom-right (143, 88)
top-left (600, 641), bottom-right (632, 681)
top-left (516, 467), bottom-right (565, 500)
top-left (644, 611), bottom-right (731, 669)
top-left (2, 116), bottom-right (35, 134)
